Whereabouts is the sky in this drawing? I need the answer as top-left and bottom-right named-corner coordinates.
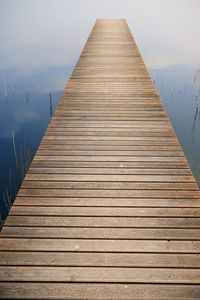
top-left (0, 0), bottom-right (200, 74)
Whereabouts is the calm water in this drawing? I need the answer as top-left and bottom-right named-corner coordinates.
top-left (0, 65), bottom-right (73, 222)
top-left (0, 63), bottom-right (200, 223)
top-left (151, 65), bottom-right (200, 186)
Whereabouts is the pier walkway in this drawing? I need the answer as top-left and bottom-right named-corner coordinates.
top-left (0, 19), bottom-right (200, 299)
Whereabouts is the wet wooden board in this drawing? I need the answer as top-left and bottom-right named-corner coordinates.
top-left (0, 19), bottom-right (200, 299)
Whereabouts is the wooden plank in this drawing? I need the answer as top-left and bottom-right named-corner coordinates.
top-left (20, 182), bottom-right (198, 191)
top-left (28, 167), bottom-right (192, 175)
top-left (39, 145), bottom-right (182, 151)
top-left (33, 155), bottom-right (187, 162)
top-left (31, 161), bottom-right (189, 169)
top-left (17, 188), bottom-right (200, 198)
top-left (2, 227), bottom-right (200, 240)
top-left (1, 252), bottom-right (200, 268)
top-left (8, 206), bottom-right (200, 217)
top-left (1, 266), bottom-right (200, 283)
top-left (1, 283), bottom-right (200, 299)
top-left (36, 150), bottom-right (184, 157)
top-left (1, 238), bottom-right (200, 253)
top-left (44, 132), bottom-right (175, 137)
top-left (42, 136), bottom-right (179, 142)
top-left (5, 216), bottom-right (200, 228)
top-left (25, 174), bottom-right (194, 182)
top-left (13, 197), bottom-right (200, 207)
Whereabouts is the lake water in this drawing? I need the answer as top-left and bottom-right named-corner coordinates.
top-left (151, 64), bottom-right (200, 186)
top-left (0, 62), bottom-right (200, 223)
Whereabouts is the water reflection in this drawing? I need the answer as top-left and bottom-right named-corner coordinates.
top-left (150, 64), bottom-right (200, 187)
top-left (0, 65), bottom-right (72, 224)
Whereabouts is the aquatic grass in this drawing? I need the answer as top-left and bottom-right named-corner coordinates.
top-left (18, 141), bottom-right (32, 183)
top-left (12, 132), bottom-right (18, 169)
top-left (0, 84), bottom-right (61, 224)
top-left (25, 92), bottom-right (30, 104)
top-left (2, 190), bottom-right (10, 212)
top-left (1, 133), bottom-right (33, 225)
top-left (0, 210), bottom-right (3, 228)
top-left (1, 167), bottom-right (12, 228)
top-left (19, 146), bottom-right (25, 181)
top-left (2, 184), bottom-right (12, 214)
top-left (1, 186), bottom-right (12, 229)
top-left (190, 58), bottom-right (200, 141)
top-left (9, 169), bottom-right (12, 200)
top-left (193, 57), bottom-right (200, 108)
top-left (49, 89), bottom-right (53, 117)
top-left (3, 76), bottom-right (7, 99)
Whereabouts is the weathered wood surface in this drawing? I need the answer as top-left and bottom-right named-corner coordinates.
top-left (0, 19), bottom-right (200, 299)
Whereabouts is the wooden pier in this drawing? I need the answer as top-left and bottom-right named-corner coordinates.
top-left (0, 19), bottom-right (200, 299)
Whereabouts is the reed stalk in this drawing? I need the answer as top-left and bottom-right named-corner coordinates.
top-left (12, 132), bottom-right (18, 169)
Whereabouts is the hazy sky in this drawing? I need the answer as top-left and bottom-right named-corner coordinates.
top-left (0, 0), bottom-right (200, 73)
